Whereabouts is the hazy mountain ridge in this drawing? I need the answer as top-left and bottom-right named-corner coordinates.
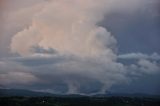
top-left (0, 89), bottom-right (54, 97)
top-left (0, 89), bottom-right (160, 98)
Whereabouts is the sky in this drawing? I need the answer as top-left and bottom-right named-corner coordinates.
top-left (0, 0), bottom-right (160, 95)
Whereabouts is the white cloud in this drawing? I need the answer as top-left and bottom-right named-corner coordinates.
top-left (10, 0), bottom-right (148, 57)
top-left (138, 59), bottom-right (159, 74)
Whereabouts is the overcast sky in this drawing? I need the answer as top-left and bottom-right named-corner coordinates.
top-left (0, 0), bottom-right (160, 95)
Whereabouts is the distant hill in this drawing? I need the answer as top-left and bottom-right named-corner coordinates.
top-left (0, 89), bottom-right (54, 97)
top-left (0, 89), bottom-right (88, 97)
top-left (0, 88), bottom-right (160, 98)
top-left (93, 92), bottom-right (160, 98)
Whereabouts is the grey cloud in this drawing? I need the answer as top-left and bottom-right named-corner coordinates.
top-left (31, 46), bottom-right (57, 54)
top-left (0, 54), bottom-right (129, 94)
top-left (12, 54), bottom-right (65, 66)
top-left (138, 59), bottom-right (159, 74)
top-left (0, 60), bottom-right (39, 86)
top-left (118, 53), bottom-right (160, 60)
top-left (1, 52), bottom-right (159, 94)
top-left (119, 53), bottom-right (160, 76)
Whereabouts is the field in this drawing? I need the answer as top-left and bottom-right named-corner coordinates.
top-left (0, 96), bottom-right (159, 106)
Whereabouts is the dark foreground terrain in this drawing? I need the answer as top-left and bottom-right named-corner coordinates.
top-left (0, 96), bottom-right (160, 106)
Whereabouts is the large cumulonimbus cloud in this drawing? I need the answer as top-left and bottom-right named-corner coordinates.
top-left (10, 0), bottom-right (148, 56)
top-left (0, 0), bottom-right (159, 94)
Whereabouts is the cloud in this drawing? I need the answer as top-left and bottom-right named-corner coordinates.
top-left (11, 0), bottom-right (117, 57)
top-left (0, 72), bottom-right (38, 85)
top-left (0, 0), bottom-right (159, 94)
top-left (119, 52), bottom-right (160, 76)
top-left (0, 60), bottom-right (39, 86)
top-left (118, 52), bottom-right (160, 60)
top-left (138, 59), bottom-right (159, 74)
top-left (1, 52), bottom-right (159, 94)
top-left (10, 0), bottom-right (148, 56)
top-left (0, 0), bottom-right (45, 58)
top-left (0, 54), bottom-right (128, 94)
